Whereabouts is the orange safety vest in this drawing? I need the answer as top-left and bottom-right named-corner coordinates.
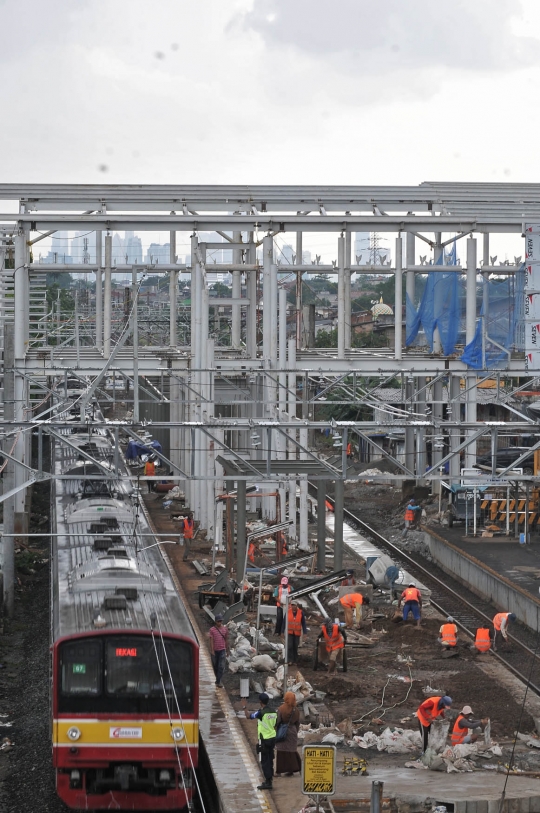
top-left (404, 506), bottom-right (416, 521)
top-left (144, 461), bottom-right (155, 477)
top-left (402, 587), bottom-right (421, 603)
top-left (325, 500), bottom-right (334, 513)
top-left (451, 714), bottom-right (468, 745)
top-left (475, 628), bottom-right (491, 652)
top-left (183, 517), bottom-right (194, 539)
top-left (417, 696), bottom-right (444, 727)
top-left (322, 624), bottom-right (344, 653)
top-left (493, 612), bottom-right (510, 631)
top-left (248, 542), bottom-right (256, 563)
top-left (340, 593), bottom-right (364, 608)
top-left (347, 443), bottom-right (352, 456)
top-left (288, 608), bottom-right (303, 636)
top-left (440, 623), bottom-right (457, 647)
top-left (276, 585), bottom-right (291, 608)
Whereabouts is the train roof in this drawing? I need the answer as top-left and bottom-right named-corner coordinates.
top-left (51, 430), bottom-right (197, 645)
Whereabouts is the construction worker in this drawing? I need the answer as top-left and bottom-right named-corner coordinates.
top-left (144, 457), bottom-right (155, 492)
top-left (474, 627), bottom-right (492, 654)
top-left (493, 611), bottom-right (516, 651)
top-left (398, 583), bottom-right (422, 627)
top-left (341, 569), bottom-right (356, 586)
top-left (248, 540), bottom-right (256, 564)
top-left (451, 706), bottom-right (489, 745)
top-left (182, 512), bottom-right (194, 562)
top-left (286, 601), bottom-right (307, 666)
top-left (249, 693), bottom-right (277, 790)
top-left (346, 442), bottom-right (352, 458)
top-left (416, 695), bottom-right (452, 753)
top-left (339, 591), bottom-right (370, 628)
top-left (320, 618), bottom-right (345, 674)
top-left (273, 576), bottom-right (292, 635)
top-left (403, 497), bottom-right (421, 535)
top-left (438, 616), bottom-right (458, 649)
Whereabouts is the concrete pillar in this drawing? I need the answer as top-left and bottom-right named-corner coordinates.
top-left (449, 374), bottom-right (461, 485)
top-left (334, 478), bottom-right (344, 571)
top-left (406, 233), bottom-right (415, 305)
top-left (405, 376), bottom-right (415, 474)
top-left (246, 236), bottom-right (257, 358)
top-left (465, 237), bottom-right (478, 468)
top-left (232, 230), bottom-right (242, 348)
top-left (103, 233), bottom-right (112, 357)
top-left (131, 266), bottom-right (139, 423)
top-left (95, 231), bottom-right (102, 350)
top-left (235, 480), bottom-right (247, 580)
top-left (288, 338), bottom-right (297, 542)
top-left (299, 428), bottom-right (309, 551)
top-left (14, 230), bottom-right (28, 520)
top-left (433, 234), bottom-right (442, 353)
top-left (416, 376), bottom-right (426, 475)
top-left (296, 232), bottom-right (303, 350)
top-left (395, 236), bottom-right (403, 360)
top-left (169, 230), bottom-right (178, 347)
top-left (317, 480), bottom-right (327, 572)
top-left (3, 322), bottom-right (15, 616)
top-left (337, 235), bottom-right (345, 359)
top-left (345, 232), bottom-right (352, 351)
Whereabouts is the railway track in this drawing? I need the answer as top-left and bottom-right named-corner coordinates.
top-left (326, 494), bottom-right (540, 695)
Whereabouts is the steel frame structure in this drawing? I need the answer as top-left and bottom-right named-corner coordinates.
top-left (1, 182), bottom-right (539, 612)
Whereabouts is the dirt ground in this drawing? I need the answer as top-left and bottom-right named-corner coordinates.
top-left (143, 491), bottom-right (535, 746)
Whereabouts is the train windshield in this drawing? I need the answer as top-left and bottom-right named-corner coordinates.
top-left (58, 635), bottom-right (193, 714)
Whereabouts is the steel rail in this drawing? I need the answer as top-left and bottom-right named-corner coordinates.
top-left (320, 489), bottom-right (540, 695)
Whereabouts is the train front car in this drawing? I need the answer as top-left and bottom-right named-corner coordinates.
top-left (51, 427), bottom-right (199, 810)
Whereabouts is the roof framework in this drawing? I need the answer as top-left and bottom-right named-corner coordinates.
top-left (0, 182), bottom-right (538, 570)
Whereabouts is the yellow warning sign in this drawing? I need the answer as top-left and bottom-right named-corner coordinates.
top-left (302, 745), bottom-right (336, 795)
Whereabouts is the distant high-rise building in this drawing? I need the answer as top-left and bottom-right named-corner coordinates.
top-left (50, 231), bottom-right (72, 264)
top-left (146, 243), bottom-right (171, 265)
top-left (125, 234), bottom-right (142, 265)
top-left (302, 250), bottom-right (312, 265)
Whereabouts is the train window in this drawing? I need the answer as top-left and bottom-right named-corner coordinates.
top-left (106, 636), bottom-right (192, 708)
top-left (60, 640), bottom-right (102, 695)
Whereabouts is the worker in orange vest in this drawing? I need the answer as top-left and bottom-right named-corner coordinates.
top-left (286, 601), bottom-right (307, 666)
top-left (339, 592), bottom-right (370, 628)
top-left (416, 695), bottom-right (452, 752)
top-left (182, 512), bottom-right (194, 562)
top-left (273, 577), bottom-right (292, 635)
top-left (346, 442), bottom-right (352, 458)
top-left (451, 705), bottom-right (489, 745)
top-left (398, 583), bottom-right (422, 627)
top-left (248, 540), bottom-right (256, 564)
top-left (492, 611), bottom-right (516, 651)
top-left (320, 618), bottom-right (345, 674)
top-left (474, 628), bottom-right (492, 654)
top-left (402, 498), bottom-right (421, 536)
top-left (144, 457), bottom-right (156, 492)
top-left (438, 616), bottom-right (458, 649)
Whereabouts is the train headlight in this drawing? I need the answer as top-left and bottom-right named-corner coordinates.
top-left (67, 726), bottom-right (81, 741)
top-left (170, 727), bottom-right (184, 741)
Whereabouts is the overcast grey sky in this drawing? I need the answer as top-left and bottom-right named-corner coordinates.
top-left (2, 0), bottom-right (539, 187)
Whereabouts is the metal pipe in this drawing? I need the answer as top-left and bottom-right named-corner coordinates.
top-left (317, 481), bottom-right (326, 571)
top-left (132, 266), bottom-right (139, 422)
top-left (345, 232), bottom-right (352, 351)
top-left (295, 232), bottom-right (303, 350)
top-left (3, 322), bottom-right (15, 616)
top-left (169, 230), bottom-right (178, 347)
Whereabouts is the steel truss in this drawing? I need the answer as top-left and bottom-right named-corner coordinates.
top-left (1, 182), bottom-right (539, 608)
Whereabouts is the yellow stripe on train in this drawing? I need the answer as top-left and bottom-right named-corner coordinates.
top-left (53, 719), bottom-right (199, 746)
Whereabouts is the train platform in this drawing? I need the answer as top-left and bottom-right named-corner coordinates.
top-left (435, 525), bottom-right (540, 599)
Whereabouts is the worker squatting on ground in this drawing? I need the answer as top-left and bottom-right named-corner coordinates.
top-left (474, 627), bottom-right (492, 653)
top-left (438, 616), bottom-right (458, 649)
top-left (341, 569), bottom-right (356, 586)
top-left (492, 611), bottom-right (516, 651)
top-left (451, 706), bottom-right (489, 745)
top-left (274, 577), bottom-right (292, 635)
top-left (416, 695), bottom-right (452, 752)
top-left (339, 591), bottom-right (370, 628)
top-left (249, 693), bottom-right (278, 790)
top-left (320, 618), bottom-right (345, 674)
top-left (398, 583), bottom-right (422, 627)
top-left (286, 601), bottom-right (307, 666)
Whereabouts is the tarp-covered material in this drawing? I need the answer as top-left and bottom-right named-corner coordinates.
top-left (461, 265), bottom-right (525, 369)
top-left (125, 439), bottom-right (163, 460)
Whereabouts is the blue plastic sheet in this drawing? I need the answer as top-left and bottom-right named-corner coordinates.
top-left (406, 246), bottom-right (461, 354)
top-left (126, 439), bottom-right (162, 459)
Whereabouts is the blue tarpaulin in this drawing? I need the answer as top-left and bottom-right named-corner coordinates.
top-left (126, 439), bottom-right (162, 459)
